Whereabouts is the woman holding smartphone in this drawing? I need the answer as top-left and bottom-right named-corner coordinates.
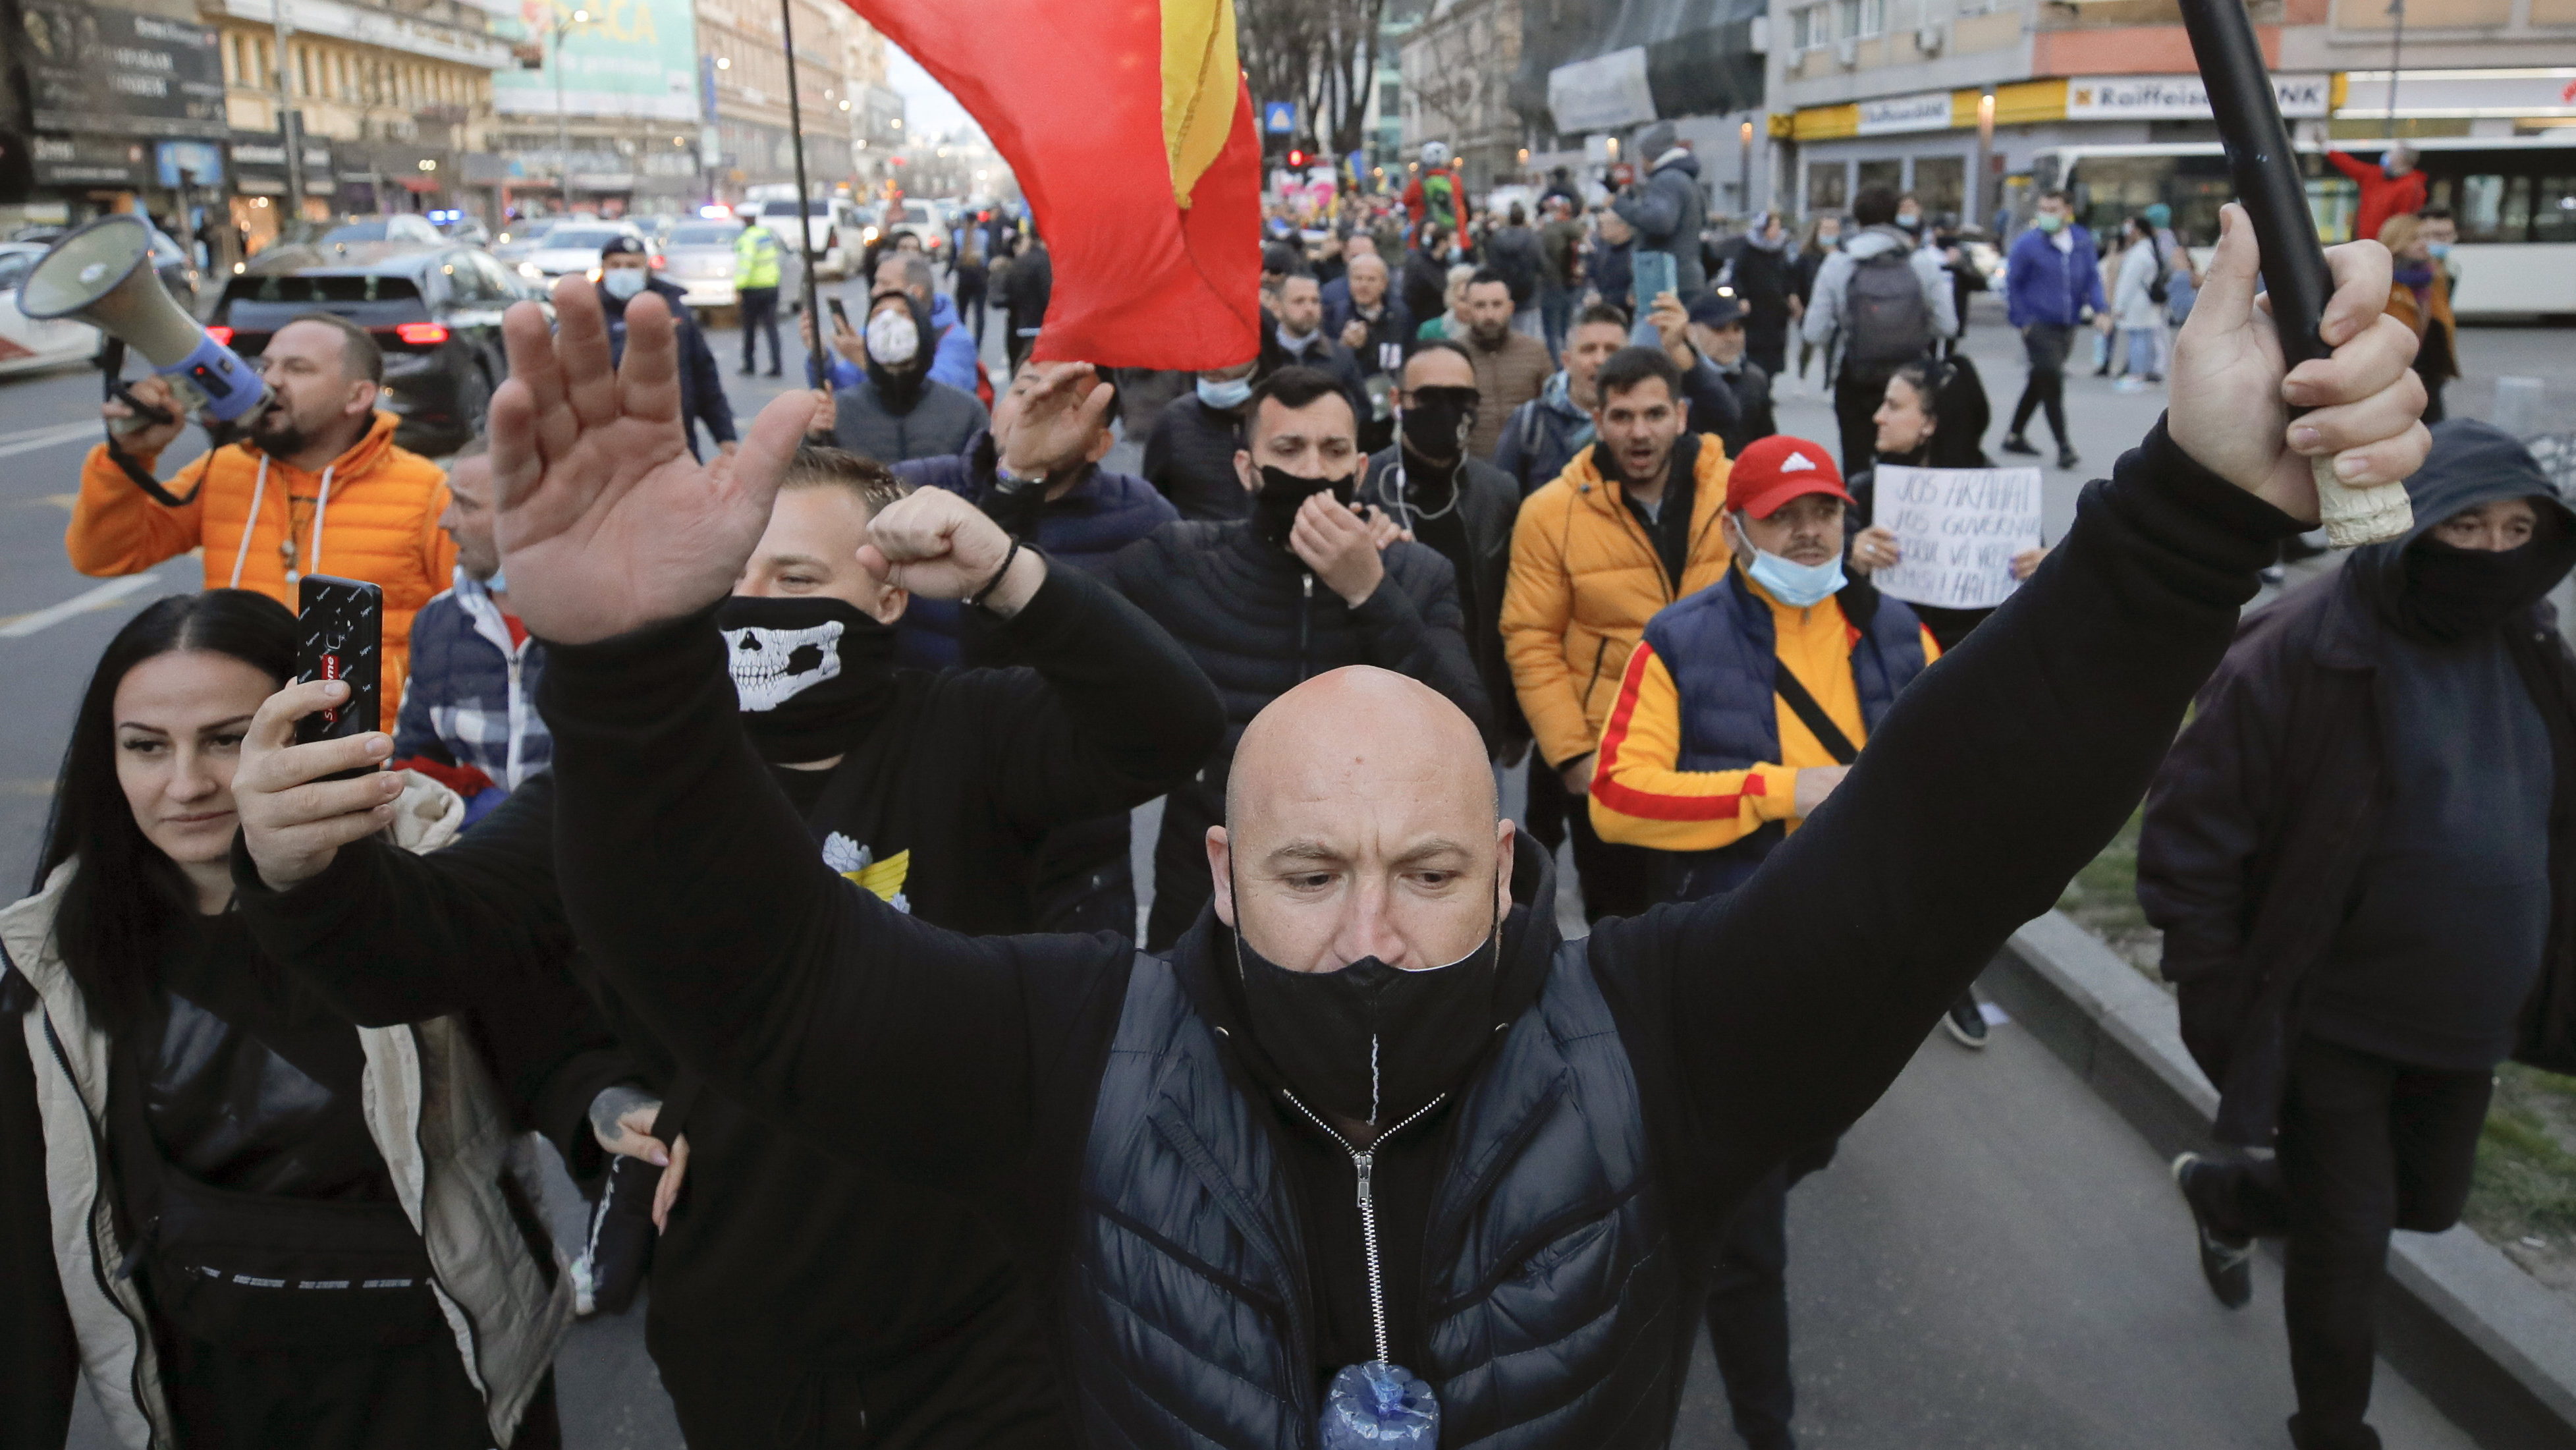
top-left (0, 590), bottom-right (588, 1449)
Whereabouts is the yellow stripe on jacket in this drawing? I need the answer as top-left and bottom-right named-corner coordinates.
top-left (1589, 576), bottom-right (1940, 853)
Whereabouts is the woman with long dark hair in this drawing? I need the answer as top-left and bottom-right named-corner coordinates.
top-left (1844, 356), bottom-right (2048, 1056)
top-left (1, 590), bottom-right (571, 1449)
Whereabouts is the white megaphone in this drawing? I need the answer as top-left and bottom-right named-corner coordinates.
top-left (22, 214), bottom-right (268, 428)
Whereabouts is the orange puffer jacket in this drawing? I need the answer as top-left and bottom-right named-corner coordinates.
top-left (1501, 437), bottom-right (1734, 771)
top-left (68, 412), bottom-right (453, 717)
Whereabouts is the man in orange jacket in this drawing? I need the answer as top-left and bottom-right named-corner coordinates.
top-left (69, 311), bottom-right (454, 715)
top-left (1499, 345), bottom-right (1734, 921)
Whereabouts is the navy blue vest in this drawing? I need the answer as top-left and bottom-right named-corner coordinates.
top-left (1643, 571), bottom-right (1929, 899)
top-left (1066, 947), bottom-right (1684, 1449)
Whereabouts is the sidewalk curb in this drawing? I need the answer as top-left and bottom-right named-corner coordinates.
top-left (1982, 910), bottom-right (2576, 1450)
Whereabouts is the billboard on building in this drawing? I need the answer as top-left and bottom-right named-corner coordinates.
top-left (17, 0), bottom-right (226, 138)
top-left (492, 0), bottom-right (700, 122)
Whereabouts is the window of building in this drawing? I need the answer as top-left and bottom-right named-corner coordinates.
top-left (1858, 157), bottom-right (1903, 195)
top-left (297, 47), bottom-right (312, 96)
top-left (1791, 2), bottom-right (1830, 48)
top-left (1808, 161), bottom-right (1848, 211)
top-left (1913, 155), bottom-right (1965, 217)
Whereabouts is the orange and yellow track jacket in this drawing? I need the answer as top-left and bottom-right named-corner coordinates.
top-left (1591, 565), bottom-right (1938, 898)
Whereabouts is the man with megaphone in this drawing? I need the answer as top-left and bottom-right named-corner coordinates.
top-left (65, 310), bottom-right (455, 718)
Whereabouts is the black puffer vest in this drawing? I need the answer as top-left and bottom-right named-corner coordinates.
top-left (1064, 943), bottom-right (1684, 1449)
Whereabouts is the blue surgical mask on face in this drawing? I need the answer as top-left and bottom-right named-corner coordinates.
top-left (1737, 519), bottom-right (1846, 607)
top-left (601, 267), bottom-right (647, 300)
top-left (484, 565), bottom-right (508, 594)
top-left (2427, 241), bottom-right (2452, 260)
top-left (1197, 375), bottom-right (1254, 410)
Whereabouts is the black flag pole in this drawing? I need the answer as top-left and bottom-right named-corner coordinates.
top-left (780, 0), bottom-right (830, 388)
top-left (2178, 0), bottom-right (2411, 545)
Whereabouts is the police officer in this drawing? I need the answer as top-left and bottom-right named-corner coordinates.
top-left (734, 213), bottom-right (785, 377)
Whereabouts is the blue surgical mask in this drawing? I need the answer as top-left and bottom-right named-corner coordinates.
top-left (1197, 375), bottom-right (1253, 410)
top-left (1738, 522), bottom-right (1846, 608)
top-left (2427, 241), bottom-right (2452, 260)
top-left (483, 565), bottom-right (508, 594)
top-left (601, 267), bottom-right (647, 300)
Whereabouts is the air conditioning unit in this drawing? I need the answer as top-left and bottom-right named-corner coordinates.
top-left (1915, 22), bottom-right (1946, 53)
top-left (1836, 38), bottom-right (1859, 68)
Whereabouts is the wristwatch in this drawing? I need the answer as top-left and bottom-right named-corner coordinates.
top-left (993, 460), bottom-right (1045, 493)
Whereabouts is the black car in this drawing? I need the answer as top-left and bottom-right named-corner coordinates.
top-left (209, 245), bottom-right (542, 455)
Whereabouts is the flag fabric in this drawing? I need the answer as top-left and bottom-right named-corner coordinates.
top-left (844, 0), bottom-right (1263, 370)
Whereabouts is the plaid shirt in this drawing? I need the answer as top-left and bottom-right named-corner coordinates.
top-left (395, 568), bottom-right (550, 793)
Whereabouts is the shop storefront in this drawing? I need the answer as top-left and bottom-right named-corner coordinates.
top-left (1791, 72), bottom-right (2333, 230)
top-left (228, 132), bottom-right (337, 253)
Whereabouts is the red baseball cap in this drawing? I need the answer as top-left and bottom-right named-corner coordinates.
top-left (1724, 435), bottom-right (1854, 519)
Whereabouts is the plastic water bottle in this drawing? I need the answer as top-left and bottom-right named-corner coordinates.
top-left (1319, 1360), bottom-right (1439, 1447)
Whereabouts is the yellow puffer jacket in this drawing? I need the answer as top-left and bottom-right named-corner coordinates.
top-left (67, 412), bottom-right (453, 717)
top-left (1501, 437), bottom-right (1734, 770)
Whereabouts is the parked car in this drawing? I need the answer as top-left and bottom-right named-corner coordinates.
top-left (750, 197), bottom-right (854, 278)
top-left (657, 218), bottom-right (744, 312)
top-left (0, 243), bottom-right (102, 377)
top-left (872, 200), bottom-right (945, 255)
top-left (517, 221), bottom-right (647, 282)
top-left (489, 220), bottom-right (559, 265)
top-left (207, 248), bottom-right (539, 455)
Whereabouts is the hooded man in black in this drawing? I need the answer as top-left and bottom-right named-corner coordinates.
top-left (227, 443), bottom-right (1224, 1449)
top-left (2147, 420), bottom-right (2576, 1450)
top-left (828, 286), bottom-right (989, 464)
top-left (258, 242), bottom-right (2428, 1450)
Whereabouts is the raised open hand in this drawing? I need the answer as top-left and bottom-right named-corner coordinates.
top-left (490, 278), bottom-right (821, 644)
top-left (2168, 203), bottom-right (2428, 524)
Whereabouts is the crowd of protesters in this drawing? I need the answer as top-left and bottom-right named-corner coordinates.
top-left (0, 117), bottom-right (2520, 1450)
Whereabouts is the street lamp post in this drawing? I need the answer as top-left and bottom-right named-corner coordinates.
top-left (271, 0), bottom-right (304, 219)
top-left (553, 8), bottom-right (594, 214)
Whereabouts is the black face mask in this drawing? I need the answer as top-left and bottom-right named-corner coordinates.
top-left (1252, 463), bottom-right (1358, 549)
top-left (1230, 889), bottom-right (1501, 1132)
top-left (2396, 536), bottom-right (2557, 643)
top-left (713, 595), bottom-right (900, 762)
top-left (1397, 386), bottom-right (1479, 470)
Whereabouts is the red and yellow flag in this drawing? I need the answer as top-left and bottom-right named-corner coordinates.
top-left (846, 0), bottom-right (1263, 370)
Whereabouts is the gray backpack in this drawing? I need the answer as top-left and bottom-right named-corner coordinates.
top-left (1842, 247), bottom-right (1933, 379)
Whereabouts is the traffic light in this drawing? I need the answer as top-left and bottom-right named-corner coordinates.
top-left (1286, 148), bottom-right (1307, 168)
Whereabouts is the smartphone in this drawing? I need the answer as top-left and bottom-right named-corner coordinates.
top-left (825, 295), bottom-right (850, 331)
top-left (295, 574), bottom-right (383, 777)
top-left (1631, 250), bottom-right (1678, 333)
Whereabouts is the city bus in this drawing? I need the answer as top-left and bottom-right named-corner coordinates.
top-left (2029, 134), bottom-right (2576, 320)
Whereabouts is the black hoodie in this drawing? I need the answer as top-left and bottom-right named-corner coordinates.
top-left (2317, 421), bottom-right (2576, 1069)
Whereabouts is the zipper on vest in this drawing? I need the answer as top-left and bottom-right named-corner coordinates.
top-left (1278, 1088), bottom-right (1447, 1366)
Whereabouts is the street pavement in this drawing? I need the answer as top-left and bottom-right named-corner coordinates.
top-left (18, 287), bottom-right (2551, 1448)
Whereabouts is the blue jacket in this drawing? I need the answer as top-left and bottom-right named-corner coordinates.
top-left (1639, 570), bottom-right (1929, 898)
top-left (2004, 225), bottom-right (2106, 329)
top-left (1494, 371), bottom-right (1596, 497)
top-left (893, 431), bottom-right (1180, 669)
top-left (395, 567), bottom-right (550, 823)
top-left (812, 291), bottom-right (983, 395)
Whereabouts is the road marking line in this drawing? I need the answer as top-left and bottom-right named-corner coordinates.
top-left (0, 422), bottom-right (105, 459)
top-left (0, 574), bottom-right (163, 638)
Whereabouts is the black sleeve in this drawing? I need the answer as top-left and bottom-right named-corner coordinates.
top-left (1355, 551), bottom-right (1495, 747)
top-left (1140, 413), bottom-right (1176, 501)
top-left (0, 997), bottom-right (76, 1450)
top-left (229, 785), bottom-right (638, 1171)
top-left (687, 322), bottom-right (738, 445)
top-left (1591, 422), bottom-right (2302, 1221)
top-left (959, 562), bottom-right (1226, 834)
top-left (1680, 357), bottom-right (1741, 447)
top-left (2137, 621), bottom-right (2291, 985)
top-left (539, 604), bottom-right (1133, 1201)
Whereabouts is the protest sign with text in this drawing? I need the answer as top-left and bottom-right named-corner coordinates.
top-left (1871, 464), bottom-right (2045, 611)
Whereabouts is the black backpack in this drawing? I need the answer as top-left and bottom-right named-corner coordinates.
top-left (1842, 245), bottom-right (1934, 379)
top-left (2145, 236), bottom-right (2172, 307)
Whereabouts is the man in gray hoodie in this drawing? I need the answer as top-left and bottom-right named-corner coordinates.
top-left (1799, 184), bottom-right (1957, 471)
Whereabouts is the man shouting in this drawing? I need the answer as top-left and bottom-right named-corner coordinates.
top-left (265, 208), bottom-right (2426, 1449)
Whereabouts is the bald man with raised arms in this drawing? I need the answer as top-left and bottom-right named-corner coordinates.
top-left (244, 208), bottom-right (2432, 1450)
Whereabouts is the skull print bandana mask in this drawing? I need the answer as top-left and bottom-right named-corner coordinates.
top-left (715, 595), bottom-right (900, 764)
